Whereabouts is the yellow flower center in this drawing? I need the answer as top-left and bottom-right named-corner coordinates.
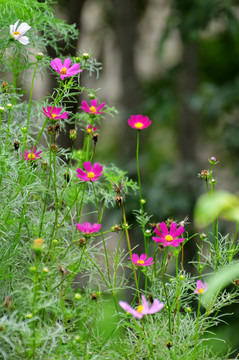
top-left (87, 171), bottom-right (95, 179)
top-left (136, 305), bottom-right (144, 313)
top-left (13, 31), bottom-right (20, 36)
top-left (198, 288), bottom-right (204, 294)
top-left (89, 106), bottom-right (96, 114)
top-left (27, 153), bottom-right (36, 160)
top-left (137, 260), bottom-right (145, 265)
top-left (165, 235), bottom-right (173, 242)
top-left (87, 128), bottom-right (92, 134)
top-left (134, 122), bottom-right (143, 129)
top-left (60, 67), bottom-right (67, 75)
top-left (51, 113), bottom-right (57, 118)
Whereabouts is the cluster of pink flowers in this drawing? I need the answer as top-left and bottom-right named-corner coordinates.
top-left (76, 161), bottom-right (103, 182)
top-left (152, 222), bottom-right (185, 247)
top-left (76, 222), bottom-right (101, 236)
top-left (119, 295), bottom-right (164, 319)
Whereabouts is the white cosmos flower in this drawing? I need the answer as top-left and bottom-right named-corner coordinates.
top-left (10, 20), bottom-right (31, 45)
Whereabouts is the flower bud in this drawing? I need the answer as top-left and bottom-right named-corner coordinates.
top-left (185, 307), bottom-right (192, 313)
top-left (140, 199), bottom-right (146, 204)
top-left (75, 293), bottom-right (82, 300)
top-left (41, 161), bottom-right (47, 170)
top-left (36, 52), bottom-right (44, 60)
top-left (69, 129), bottom-right (77, 141)
top-left (111, 224), bottom-right (121, 232)
top-left (208, 156), bottom-right (219, 165)
top-left (48, 125), bottom-right (54, 135)
top-left (54, 122), bottom-right (61, 133)
top-left (21, 127), bottom-right (27, 133)
top-left (33, 238), bottom-right (44, 252)
top-left (30, 266), bottom-right (37, 272)
top-left (75, 57), bottom-right (81, 63)
top-left (79, 238), bottom-right (86, 247)
top-left (52, 239), bottom-right (58, 245)
top-left (43, 267), bottom-right (49, 273)
top-left (179, 275), bottom-right (185, 280)
top-left (92, 133), bottom-right (98, 144)
top-left (88, 93), bottom-right (95, 99)
top-left (51, 144), bottom-right (58, 153)
top-left (91, 293), bottom-right (98, 300)
top-left (26, 313), bottom-right (33, 319)
top-left (82, 52), bottom-right (90, 60)
top-left (7, 103), bottom-right (12, 110)
top-left (75, 335), bottom-right (80, 341)
top-left (0, 107), bottom-right (5, 113)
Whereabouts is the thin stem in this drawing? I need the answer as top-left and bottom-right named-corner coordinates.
top-left (162, 247), bottom-right (172, 334)
top-left (193, 296), bottom-right (201, 359)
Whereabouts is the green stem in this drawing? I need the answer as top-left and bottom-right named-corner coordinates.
top-left (0, 40), bottom-right (10, 60)
top-left (193, 296), bottom-right (201, 359)
top-left (5, 108), bottom-right (12, 151)
top-left (162, 248), bottom-right (172, 334)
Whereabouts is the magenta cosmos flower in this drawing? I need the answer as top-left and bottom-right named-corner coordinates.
top-left (76, 222), bottom-right (101, 236)
top-left (130, 254), bottom-right (154, 267)
top-left (81, 99), bottom-right (105, 115)
top-left (152, 222), bottom-right (185, 247)
top-left (21, 146), bottom-right (42, 161)
top-left (86, 124), bottom-right (98, 134)
top-left (10, 20), bottom-right (31, 45)
top-left (76, 161), bottom-right (103, 182)
top-left (51, 58), bottom-right (82, 80)
top-left (42, 106), bottom-right (68, 121)
top-left (194, 280), bottom-right (208, 295)
top-left (119, 295), bottom-right (164, 320)
top-left (128, 115), bottom-right (151, 130)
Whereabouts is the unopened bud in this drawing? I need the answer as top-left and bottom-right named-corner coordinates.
top-left (69, 129), bottom-right (77, 140)
top-left (48, 125), bottom-right (54, 135)
top-left (111, 224), bottom-right (121, 232)
top-left (79, 238), bottom-right (86, 247)
top-left (75, 293), bottom-right (82, 300)
top-left (140, 199), bottom-right (146, 204)
top-left (36, 52), bottom-right (44, 60)
top-left (26, 313), bottom-right (33, 319)
top-left (179, 275), bottom-right (185, 280)
top-left (185, 307), bottom-right (192, 313)
top-left (54, 122), bottom-right (61, 133)
top-left (0, 107), bottom-right (5, 113)
top-left (92, 133), bottom-right (98, 144)
top-left (233, 279), bottom-right (239, 286)
top-left (21, 127), bottom-right (27, 134)
top-left (3, 296), bottom-right (12, 311)
top-left (41, 161), bottom-right (47, 170)
top-left (52, 239), bottom-right (58, 245)
top-left (91, 293), bottom-right (98, 300)
top-left (88, 93), bottom-right (95, 99)
top-left (82, 52), bottom-right (90, 60)
top-left (75, 57), bottom-right (81, 63)
top-left (51, 144), bottom-right (58, 153)
top-left (43, 267), bottom-right (49, 273)
top-left (33, 238), bottom-right (44, 252)
top-left (166, 341), bottom-right (172, 349)
top-left (7, 103), bottom-right (12, 110)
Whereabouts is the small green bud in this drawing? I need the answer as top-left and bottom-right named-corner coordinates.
top-left (41, 161), bottom-right (47, 170)
top-left (26, 313), bottom-right (33, 319)
top-left (52, 239), bottom-right (58, 245)
top-left (75, 57), bottom-right (81, 63)
top-left (185, 307), bottom-right (192, 313)
top-left (75, 335), bottom-right (80, 341)
top-left (0, 107), bottom-right (5, 113)
top-left (82, 52), bottom-right (90, 60)
top-left (88, 93), bottom-right (95, 99)
top-left (69, 129), bottom-right (77, 141)
top-left (140, 199), bottom-right (146, 204)
top-left (43, 267), bottom-right (49, 273)
top-left (36, 52), bottom-right (44, 60)
top-left (21, 127), bottom-right (27, 134)
top-left (75, 293), bottom-right (82, 300)
top-left (6, 103), bottom-right (12, 109)
top-left (179, 275), bottom-right (185, 281)
top-left (30, 266), bottom-right (37, 272)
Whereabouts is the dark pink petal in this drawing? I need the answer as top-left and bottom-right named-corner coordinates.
top-left (154, 227), bottom-right (164, 237)
top-left (76, 168), bottom-right (87, 177)
top-left (76, 223), bottom-right (84, 232)
top-left (131, 254), bottom-right (139, 263)
top-left (91, 99), bottom-right (97, 108)
top-left (152, 236), bottom-right (165, 243)
top-left (159, 222), bottom-right (168, 236)
top-left (173, 225), bottom-right (185, 238)
top-left (139, 254), bottom-right (147, 262)
top-left (51, 58), bottom-right (62, 72)
top-left (169, 222), bottom-right (177, 236)
top-left (83, 161), bottom-right (92, 172)
top-left (91, 223), bottom-right (101, 233)
top-left (96, 102), bottom-right (105, 111)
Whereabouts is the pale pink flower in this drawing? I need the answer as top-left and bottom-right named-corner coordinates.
top-left (119, 295), bottom-right (164, 319)
top-left (194, 280), bottom-right (208, 295)
top-left (152, 222), bottom-right (185, 247)
top-left (10, 20), bottom-right (31, 45)
top-left (51, 58), bottom-right (82, 80)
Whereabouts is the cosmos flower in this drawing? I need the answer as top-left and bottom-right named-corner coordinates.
top-left (128, 115), bottom-right (151, 130)
top-left (51, 58), bottom-right (82, 80)
top-left (119, 295), bottom-right (164, 319)
top-left (194, 280), bottom-right (208, 295)
top-left (42, 106), bottom-right (68, 121)
top-left (10, 20), bottom-right (31, 45)
top-left (76, 222), bottom-right (101, 236)
top-left (76, 161), bottom-right (103, 182)
top-left (130, 254), bottom-right (154, 267)
top-left (86, 124), bottom-right (98, 134)
top-left (21, 146), bottom-right (42, 161)
top-left (81, 99), bottom-right (105, 115)
top-left (152, 222), bottom-right (185, 247)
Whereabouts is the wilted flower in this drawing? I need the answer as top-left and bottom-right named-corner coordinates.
top-left (76, 222), bottom-right (101, 236)
top-left (194, 280), bottom-right (208, 295)
top-left (128, 115), bottom-right (151, 130)
top-left (86, 124), bottom-right (98, 134)
top-left (42, 106), bottom-right (68, 121)
top-left (152, 222), bottom-right (185, 247)
top-left (76, 161), bottom-right (103, 182)
top-left (10, 20), bottom-right (31, 45)
top-left (130, 254), bottom-right (154, 267)
top-left (119, 295), bottom-right (164, 319)
top-left (51, 58), bottom-right (82, 80)
top-left (21, 147), bottom-right (42, 161)
top-left (81, 99), bottom-right (105, 115)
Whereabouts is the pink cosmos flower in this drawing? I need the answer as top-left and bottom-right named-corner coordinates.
top-left (194, 280), bottom-right (208, 295)
top-left (86, 124), bottom-right (98, 134)
top-left (81, 99), bottom-right (105, 115)
top-left (42, 106), bottom-right (68, 121)
top-left (21, 146), bottom-right (42, 161)
top-left (119, 295), bottom-right (164, 319)
top-left (76, 222), bottom-right (101, 236)
top-left (51, 58), bottom-right (82, 80)
top-left (128, 115), bottom-right (151, 130)
top-left (76, 161), bottom-right (103, 182)
top-left (130, 254), bottom-right (154, 267)
top-left (152, 222), bottom-right (185, 247)
top-left (10, 20), bottom-right (31, 45)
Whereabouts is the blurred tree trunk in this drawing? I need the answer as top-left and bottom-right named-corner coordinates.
top-left (113, 0), bottom-right (141, 160)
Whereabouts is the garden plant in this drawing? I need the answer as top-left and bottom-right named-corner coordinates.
top-left (1, 2), bottom-right (239, 359)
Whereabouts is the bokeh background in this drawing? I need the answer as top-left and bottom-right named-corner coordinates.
top-left (38, 0), bottom-right (239, 355)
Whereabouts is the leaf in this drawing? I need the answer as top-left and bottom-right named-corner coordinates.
top-left (194, 191), bottom-right (239, 227)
